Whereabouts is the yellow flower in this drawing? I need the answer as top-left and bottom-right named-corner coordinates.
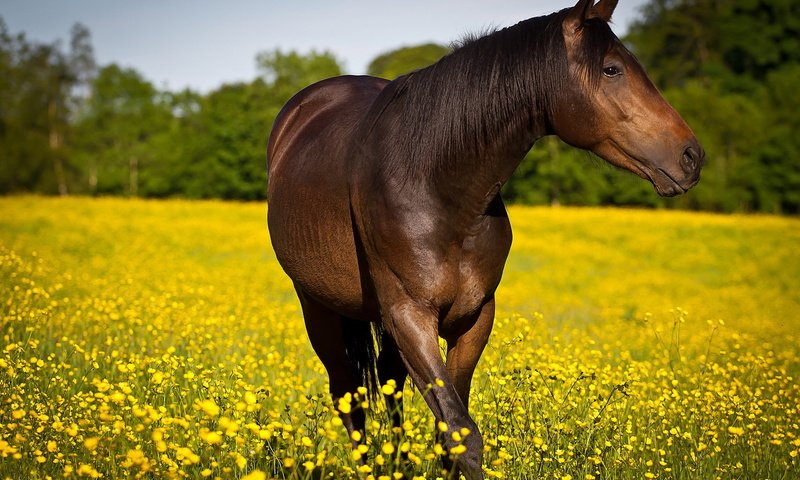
top-left (76, 464), bottom-right (101, 478)
top-left (242, 470), bottom-right (266, 480)
top-left (197, 399), bottom-right (220, 417)
top-left (175, 446), bottom-right (200, 465)
top-left (450, 444), bottom-right (467, 455)
top-left (109, 391), bottom-right (126, 403)
top-left (337, 396), bottom-right (352, 414)
top-left (200, 428), bottom-right (223, 445)
top-left (728, 426), bottom-right (745, 436)
top-left (84, 436), bottom-right (100, 451)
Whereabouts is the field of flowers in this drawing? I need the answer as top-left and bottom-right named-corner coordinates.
top-left (1, 196), bottom-right (798, 480)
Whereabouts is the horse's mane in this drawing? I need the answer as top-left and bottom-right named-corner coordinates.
top-left (378, 8), bottom-right (617, 178)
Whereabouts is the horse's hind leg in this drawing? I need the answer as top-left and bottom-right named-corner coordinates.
top-left (378, 332), bottom-right (408, 428)
top-left (296, 288), bottom-right (366, 439)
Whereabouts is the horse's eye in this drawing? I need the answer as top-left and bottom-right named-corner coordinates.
top-left (603, 65), bottom-right (622, 78)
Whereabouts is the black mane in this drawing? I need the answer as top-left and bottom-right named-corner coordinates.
top-left (377, 8), bottom-right (617, 178)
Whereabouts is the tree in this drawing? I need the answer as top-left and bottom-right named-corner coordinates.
top-left (139, 88), bottom-right (208, 198)
top-left (73, 64), bottom-right (169, 196)
top-left (256, 49), bottom-right (342, 107)
top-left (626, 0), bottom-right (800, 87)
top-left (757, 64), bottom-right (800, 213)
top-left (182, 80), bottom-right (272, 200)
top-left (367, 43), bottom-right (450, 79)
top-left (0, 29), bottom-right (71, 195)
top-left (0, 19), bottom-right (95, 196)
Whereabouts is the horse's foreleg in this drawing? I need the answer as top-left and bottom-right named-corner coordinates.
top-left (445, 298), bottom-right (495, 410)
top-left (438, 299), bottom-right (495, 479)
top-left (384, 301), bottom-right (484, 480)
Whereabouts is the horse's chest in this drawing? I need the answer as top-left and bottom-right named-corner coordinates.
top-left (441, 217), bottom-right (512, 326)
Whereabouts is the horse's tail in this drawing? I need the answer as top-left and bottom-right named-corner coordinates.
top-left (342, 318), bottom-right (385, 400)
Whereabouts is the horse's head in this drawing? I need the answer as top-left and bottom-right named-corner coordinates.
top-left (548, 0), bottom-right (704, 197)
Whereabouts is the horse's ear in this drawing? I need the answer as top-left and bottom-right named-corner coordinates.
top-left (564, 0), bottom-right (595, 33)
top-left (564, 0), bottom-right (618, 31)
top-left (589, 0), bottom-right (619, 23)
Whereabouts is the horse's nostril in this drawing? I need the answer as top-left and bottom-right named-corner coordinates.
top-left (681, 146), bottom-right (698, 174)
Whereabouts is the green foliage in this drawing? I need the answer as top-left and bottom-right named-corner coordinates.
top-left (367, 43), bottom-right (450, 79)
top-left (504, 138), bottom-right (664, 208)
top-left (257, 48), bottom-right (342, 103)
top-left (72, 64), bottom-right (170, 196)
top-left (627, 0), bottom-right (800, 86)
top-left (188, 80), bottom-right (274, 200)
top-left (0, 20), bottom-right (77, 195)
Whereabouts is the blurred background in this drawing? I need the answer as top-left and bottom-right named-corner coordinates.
top-left (1, 0), bottom-right (798, 213)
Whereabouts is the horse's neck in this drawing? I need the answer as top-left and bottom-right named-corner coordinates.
top-left (393, 27), bottom-right (552, 221)
top-left (405, 82), bottom-right (546, 224)
top-left (430, 113), bottom-right (544, 224)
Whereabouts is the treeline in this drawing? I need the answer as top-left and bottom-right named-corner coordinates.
top-left (2, 0), bottom-right (799, 212)
top-left (0, 19), bottom-right (342, 200)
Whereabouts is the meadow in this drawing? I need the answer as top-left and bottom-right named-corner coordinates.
top-left (1, 196), bottom-right (798, 479)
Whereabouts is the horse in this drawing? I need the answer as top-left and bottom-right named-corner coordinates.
top-left (266, 0), bottom-right (704, 478)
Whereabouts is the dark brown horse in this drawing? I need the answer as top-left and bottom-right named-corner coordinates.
top-left (267, 0), bottom-right (703, 478)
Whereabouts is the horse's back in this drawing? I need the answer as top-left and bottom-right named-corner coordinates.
top-left (267, 75), bottom-right (388, 319)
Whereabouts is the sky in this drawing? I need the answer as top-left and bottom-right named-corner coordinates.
top-left (1, 0), bottom-right (648, 93)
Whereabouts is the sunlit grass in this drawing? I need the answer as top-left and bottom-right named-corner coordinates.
top-left (1, 196), bottom-right (798, 479)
